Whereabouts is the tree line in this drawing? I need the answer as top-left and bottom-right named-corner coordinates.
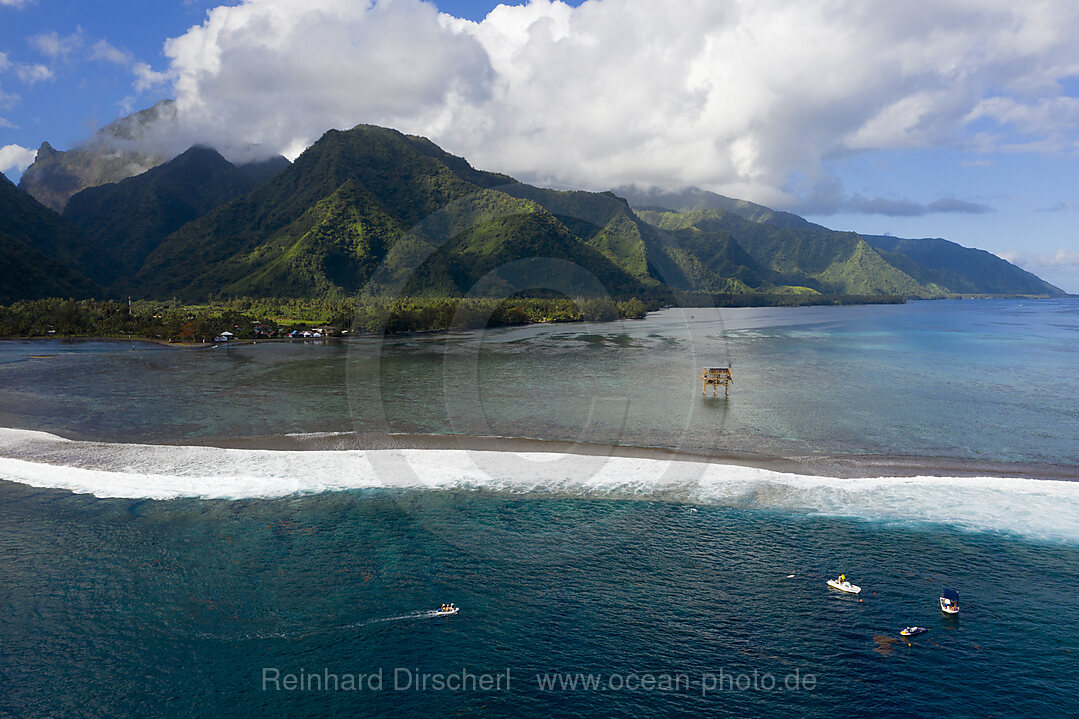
top-left (0, 296), bottom-right (653, 342)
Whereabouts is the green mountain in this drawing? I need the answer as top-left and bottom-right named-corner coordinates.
top-left (0, 173), bottom-right (101, 303)
top-left (4, 118), bottom-right (1063, 306)
top-left (132, 125), bottom-right (648, 300)
top-left (18, 100), bottom-right (177, 212)
top-left (63, 146), bottom-right (289, 287)
top-left (864, 235), bottom-right (1064, 297)
top-left (497, 184), bottom-right (692, 288)
top-left (638, 208), bottom-right (935, 296)
top-left (621, 186), bottom-right (1065, 298)
top-left (614, 184), bottom-right (813, 229)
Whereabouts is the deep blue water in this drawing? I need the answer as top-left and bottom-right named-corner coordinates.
top-left (1, 299), bottom-right (1078, 717)
top-left (2, 485), bottom-right (1077, 717)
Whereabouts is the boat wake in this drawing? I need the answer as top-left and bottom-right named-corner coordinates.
top-left (2, 427), bottom-right (1078, 543)
top-left (347, 610), bottom-right (453, 626)
top-left (195, 609), bottom-right (456, 642)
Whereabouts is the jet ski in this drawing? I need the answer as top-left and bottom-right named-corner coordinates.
top-left (827, 575), bottom-right (861, 594)
top-left (899, 626), bottom-right (928, 637)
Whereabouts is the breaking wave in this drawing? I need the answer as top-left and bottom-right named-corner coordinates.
top-left (2, 427), bottom-right (1078, 542)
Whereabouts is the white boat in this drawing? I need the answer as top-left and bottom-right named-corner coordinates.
top-left (900, 626), bottom-right (928, 637)
top-left (940, 588), bottom-right (960, 614)
top-left (827, 576), bottom-right (861, 594)
top-left (434, 606), bottom-right (459, 616)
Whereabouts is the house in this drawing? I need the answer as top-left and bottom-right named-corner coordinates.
top-left (214, 331), bottom-right (235, 342)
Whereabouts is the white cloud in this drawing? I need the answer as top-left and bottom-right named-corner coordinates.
top-left (1000, 248), bottom-right (1079, 268)
top-left (126, 0), bottom-right (1079, 204)
top-left (133, 62), bottom-right (169, 92)
top-left (90, 39), bottom-right (133, 66)
top-left (3, 45), bottom-right (56, 88)
top-left (29, 29), bottom-right (85, 60)
top-left (0, 0), bottom-right (32, 7)
top-left (966, 95), bottom-right (1079, 152)
top-left (15, 62), bottom-right (53, 85)
top-left (998, 248), bottom-right (1079, 293)
top-left (0, 143), bottom-right (37, 174)
top-left (0, 82), bottom-right (17, 110)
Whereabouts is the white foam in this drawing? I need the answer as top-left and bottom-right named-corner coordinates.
top-left (1, 427), bottom-right (1077, 542)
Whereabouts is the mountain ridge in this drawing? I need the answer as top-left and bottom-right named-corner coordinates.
top-left (619, 186), bottom-right (1065, 298)
top-left (1, 119), bottom-right (1066, 304)
top-left (62, 145), bottom-right (290, 288)
top-left (130, 125), bottom-right (651, 301)
top-left (18, 100), bottom-right (178, 212)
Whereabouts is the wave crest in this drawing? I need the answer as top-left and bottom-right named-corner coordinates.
top-left (1, 427), bottom-right (1077, 542)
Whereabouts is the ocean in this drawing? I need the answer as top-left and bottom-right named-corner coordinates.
top-left (1, 299), bottom-right (1077, 717)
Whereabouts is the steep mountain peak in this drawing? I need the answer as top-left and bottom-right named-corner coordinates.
top-left (18, 101), bottom-right (177, 211)
top-left (96, 99), bottom-right (177, 143)
top-left (129, 125), bottom-right (651, 300)
top-left (62, 144), bottom-right (282, 286)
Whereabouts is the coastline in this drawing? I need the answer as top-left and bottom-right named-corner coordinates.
top-left (0, 335), bottom-right (215, 348)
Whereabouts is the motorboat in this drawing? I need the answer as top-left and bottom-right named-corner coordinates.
top-left (826, 575), bottom-right (861, 594)
top-left (940, 588), bottom-right (960, 614)
top-left (900, 626), bottom-right (928, 637)
top-left (434, 605), bottom-right (459, 616)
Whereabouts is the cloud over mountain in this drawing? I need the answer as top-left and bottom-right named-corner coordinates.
top-left (130, 0), bottom-right (1079, 209)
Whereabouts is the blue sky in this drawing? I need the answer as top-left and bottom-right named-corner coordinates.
top-left (1, 0), bottom-right (1077, 291)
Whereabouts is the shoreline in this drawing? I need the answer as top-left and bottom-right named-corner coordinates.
top-left (0, 335), bottom-right (215, 348)
top-left (1, 296), bottom-right (1074, 346)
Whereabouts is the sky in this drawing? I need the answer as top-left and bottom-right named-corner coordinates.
top-left (1, 0), bottom-right (1077, 291)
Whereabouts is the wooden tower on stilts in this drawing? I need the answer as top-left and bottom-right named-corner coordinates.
top-left (700, 367), bottom-right (733, 397)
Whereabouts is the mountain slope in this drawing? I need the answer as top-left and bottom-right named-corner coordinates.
top-left (133, 125), bottom-right (648, 300)
top-left (638, 208), bottom-right (935, 296)
top-left (62, 146), bottom-right (289, 287)
top-left (0, 173), bottom-right (101, 302)
top-left (865, 235), bottom-right (1065, 297)
top-left (621, 185), bottom-right (1062, 297)
top-left (498, 184), bottom-right (691, 288)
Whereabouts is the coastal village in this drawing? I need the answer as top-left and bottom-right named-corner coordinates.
top-left (214, 324), bottom-right (344, 343)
